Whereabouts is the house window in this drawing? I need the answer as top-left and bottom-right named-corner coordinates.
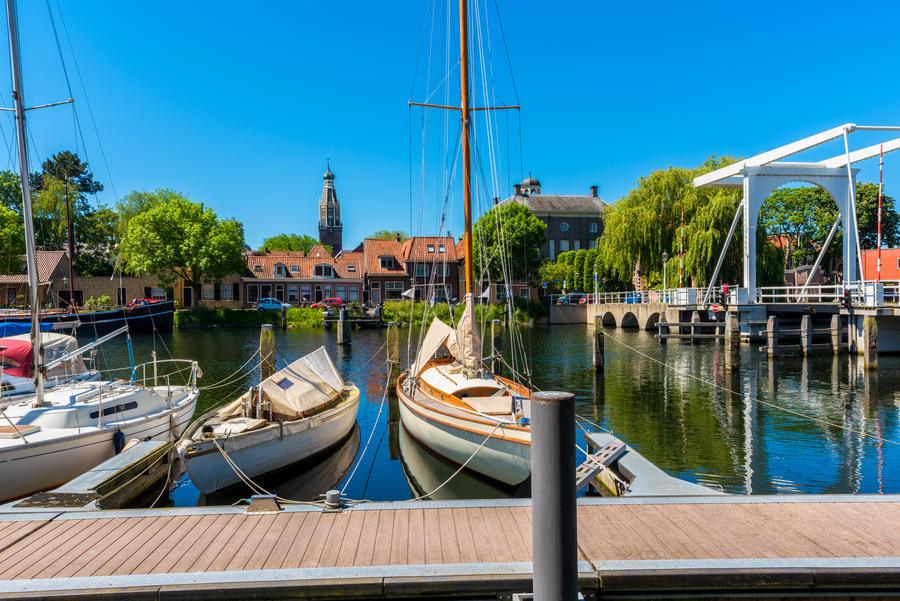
top-left (349, 287), bottom-right (359, 302)
top-left (385, 281), bottom-right (403, 300)
top-left (151, 287), bottom-right (166, 300)
top-left (287, 285), bottom-right (298, 302)
top-left (301, 286), bottom-right (311, 302)
top-left (433, 264), bottom-right (450, 277)
top-left (427, 244), bottom-right (435, 253)
top-left (380, 256), bottom-right (394, 269)
top-left (202, 284), bottom-right (215, 301)
top-left (560, 240), bottom-right (570, 252)
top-left (549, 240), bottom-right (555, 261)
top-left (274, 264), bottom-right (286, 277)
top-left (290, 265), bottom-right (299, 272)
top-left (574, 240), bottom-right (580, 251)
top-left (589, 222), bottom-right (598, 234)
top-left (336, 286), bottom-right (347, 300)
top-left (519, 288), bottom-right (530, 299)
top-left (438, 244), bottom-right (446, 253)
top-left (371, 282), bottom-right (381, 303)
top-left (221, 284), bottom-right (233, 301)
top-left (253, 264), bottom-right (262, 272)
top-left (348, 265), bottom-right (356, 272)
top-left (248, 285), bottom-right (259, 303)
top-left (314, 264), bottom-right (334, 277)
top-left (324, 285), bottom-right (332, 298)
top-left (590, 239), bottom-right (597, 249)
top-left (416, 264), bottom-right (429, 277)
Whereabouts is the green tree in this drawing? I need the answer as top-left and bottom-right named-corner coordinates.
top-left (538, 260), bottom-right (570, 294)
top-left (472, 202), bottom-right (546, 283)
top-left (114, 189), bottom-right (178, 236)
top-left (0, 204), bottom-right (24, 274)
top-left (260, 233), bottom-right (329, 254)
top-left (0, 171), bottom-right (21, 213)
top-left (582, 248), bottom-right (598, 292)
top-left (572, 249), bottom-right (587, 292)
top-left (368, 230), bottom-right (408, 242)
top-left (75, 208), bottom-right (118, 275)
top-left (121, 192), bottom-right (245, 301)
top-left (31, 151), bottom-right (103, 197)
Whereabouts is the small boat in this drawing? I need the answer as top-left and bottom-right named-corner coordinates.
top-left (398, 304), bottom-right (532, 486)
top-left (177, 346), bottom-right (360, 494)
top-left (0, 299), bottom-right (175, 336)
top-left (0, 331), bottom-right (99, 397)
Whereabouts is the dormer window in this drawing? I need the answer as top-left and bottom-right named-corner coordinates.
top-left (253, 264), bottom-right (262, 272)
top-left (427, 245), bottom-right (435, 253)
top-left (348, 265), bottom-right (356, 272)
top-left (380, 256), bottom-right (394, 270)
top-left (438, 245), bottom-right (446, 253)
top-left (274, 263), bottom-right (287, 277)
top-left (314, 264), bottom-right (334, 278)
top-left (290, 265), bottom-right (299, 272)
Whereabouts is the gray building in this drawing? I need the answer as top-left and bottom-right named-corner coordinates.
top-left (502, 177), bottom-right (608, 261)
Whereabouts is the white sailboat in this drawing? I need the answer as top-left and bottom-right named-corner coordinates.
top-left (0, 0), bottom-right (200, 503)
top-left (398, 0), bottom-right (533, 487)
top-left (177, 346), bottom-right (360, 494)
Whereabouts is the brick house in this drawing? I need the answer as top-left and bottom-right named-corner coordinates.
top-left (363, 238), bottom-right (409, 304)
top-left (454, 236), bottom-right (535, 303)
top-left (401, 236), bottom-right (459, 302)
top-left (243, 246), bottom-right (364, 305)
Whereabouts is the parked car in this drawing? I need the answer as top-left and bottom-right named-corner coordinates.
top-left (256, 298), bottom-right (290, 311)
top-left (556, 293), bottom-right (586, 305)
top-left (312, 297), bottom-right (343, 309)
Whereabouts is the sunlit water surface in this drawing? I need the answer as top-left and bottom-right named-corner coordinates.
top-left (89, 324), bottom-right (900, 505)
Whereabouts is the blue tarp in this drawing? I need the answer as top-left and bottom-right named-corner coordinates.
top-left (0, 322), bottom-right (54, 338)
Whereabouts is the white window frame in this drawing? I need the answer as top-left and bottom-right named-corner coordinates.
top-left (380, 257), bottom-right (394, 270)
top-left (519, 287), bottom-right (530, 299)
top-left (202, 284), bottom-right (215, 301)
top-left (438, 245), bottom-right (446, 253)
top-left (427, 245), bottom-right (435, 253)
top-left (221, 284), bottom-right (233, 301)
top-left (349, 287), bottom-right (359, 302)
top-left (416, 263), bottom-right (429, 277)
top-left (151, 287), bottom-right (166, 300)
top-left (560, 240), bottom-right (570, 252)
top-left (589, 222), bottom-right (598, 234)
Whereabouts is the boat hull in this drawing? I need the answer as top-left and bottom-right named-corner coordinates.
top-left (397, 381), bottom-right (530, 487)
top-left (0, 387), bottom-right (198, 503)
top-left (0, 300), bottom-right (175, 336)
top-left (178, 388), bottom-right (361, 494)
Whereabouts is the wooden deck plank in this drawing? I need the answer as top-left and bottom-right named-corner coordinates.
top-left (618, 504), bottom-right (692, 560)
top-left (149, 514), bottom-right (222, 574)
top-left (464, 507), bottom-right (496, 563)
top-left (388, 508), bottom-right (409, 565)
top-left (422, 508), bottom-right (443, 564)
top-left (370, 507), bottom-right (395, 566)
top-left (118, 515), bottom-right (195, 575)
top-left (48, 517), bottom-right (157, 579)
top-left (91, 516), bottom-right (167, 576)
top-left (436, 508), bottom-right (460, 565)
top-left (406, 509), bottom-right (425, 565)
top-left (493, 506), bottom-right (529, 563)
top-left (0, 520), bottom-right (73, 576)
top-left (333, 510), bottom-right (365, 567)
top-left (0, 520), bottom-right (51, 555)
top-left (353, 510), bottom-right (380, 566)
top-left (477, 506), bottom-right (515, 563)
top-left (8, 517), bottom-right (125, 580)
top-left (297, 512), bottom-right (336, 568)
top-left (673, 503), bottom-right (749, 558)
top-left (184, 514), bottom-right (246, 574)
top-left (578, 504), bottom-right (651, 561)
top-left (224, 514), bottom-right (279, 571)
top-left (740, 503), bottom-right (838, 558)
top-left (758, 502), bottom-right (874, 557)
top-left (246, 514), bottom-right (296, 571)
top-left (639, 504), bottom-right (723, 559)
top-left (261, 512), bottom-right (308, 570)
top-left (453, 507), bottom-right (479, 564)
top-left (838, 502), bottom-right (900, 553)
top-left (316, 512), bottom-right (350, 568)
top-left (509, 506), bottom-right (534, 561)
top-left (203, 514), bottom-right (264, 573)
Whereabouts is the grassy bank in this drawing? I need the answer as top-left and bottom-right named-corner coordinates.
top-left (381, 299), bottom-right (546, 326)
top-left (175, 306), bottom-right (324, 328)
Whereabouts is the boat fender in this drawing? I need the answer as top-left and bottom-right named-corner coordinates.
top-left (113, 429), bottom-right (126, 454)
top-left (279, 419), bottom-right (283, 441)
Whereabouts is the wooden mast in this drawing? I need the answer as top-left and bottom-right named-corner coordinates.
top-left (459, 0), bottom-right (474, 296)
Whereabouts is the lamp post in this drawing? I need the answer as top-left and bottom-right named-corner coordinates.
top-left (662, 251), bottom-right (668, 302)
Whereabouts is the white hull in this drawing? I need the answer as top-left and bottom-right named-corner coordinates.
top-left (0, 388), bottom-right (198, 502)
top-left (179, 390), bottom-right (360, 494)
top-left (398, 384), bottom-right (530, 486)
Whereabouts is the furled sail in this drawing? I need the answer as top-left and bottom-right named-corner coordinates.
top-left (453, 294), bottom-right (481, 371)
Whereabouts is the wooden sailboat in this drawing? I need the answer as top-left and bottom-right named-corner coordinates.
top-left (397, 0), bottom-right (533, 487)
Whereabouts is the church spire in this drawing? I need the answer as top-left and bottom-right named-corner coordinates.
top-left (318, 162), bottom-right (342, 252)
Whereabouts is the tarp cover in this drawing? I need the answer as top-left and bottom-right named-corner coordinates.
top-left (454, 294), bottom-right (482, 370)
top-left (219, 346), bottom-right (345, 421)
top-left (0, 322), bottom-right (52, 338)
top-left (412, 317), bottom-right (456, 377)
top-left (0, 332), bottom-right (83, 377)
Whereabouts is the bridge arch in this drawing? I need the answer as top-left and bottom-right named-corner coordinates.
top-left (644, 311), bottom-right (660, 331)
top-left (621, 312), bottom-right (639, 329)
top-left (602, 312), bottom-right (616, 327)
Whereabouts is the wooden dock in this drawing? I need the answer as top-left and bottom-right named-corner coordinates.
top-left (0, 495), bottom-right (899, 599)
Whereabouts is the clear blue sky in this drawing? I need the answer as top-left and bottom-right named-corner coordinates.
top-left (8, 1), bottom-right (900, 249)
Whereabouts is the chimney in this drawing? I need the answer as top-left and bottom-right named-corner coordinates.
top-left (514, 184), bottom-right (522, 196)
top-left (493, 196), bottom-right (499, 206)
top-left (396, 234), bottom-right (402, 243)
top-left (590, 185), bottom-right (598, 197)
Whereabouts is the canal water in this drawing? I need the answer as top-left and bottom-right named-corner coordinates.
top-left (90, 324), bottom-right (900, 504)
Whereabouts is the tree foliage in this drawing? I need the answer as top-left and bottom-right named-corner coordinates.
top-left (121, 192), bottom-right (245, 299)
top-left (368, 230), bottom-right (408, 242)
top-left (260, 233), bottom-right (329, 254)
top-left (472, 202), bottom-right (546, 282)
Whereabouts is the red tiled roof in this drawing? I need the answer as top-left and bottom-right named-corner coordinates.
top-left (363, 238), bottom-right (406, 275)
top-left (0, 251), bottom-right (66, 285)
top-left (245, 250), bottom-right (362, 280)
top-left (455, 235), bottom-right (467, 261)
top-left (401, 236), bottom-right (458, 263)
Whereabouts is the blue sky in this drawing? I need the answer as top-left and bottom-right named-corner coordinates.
top-left (8, 1), bottom-right (900, 249)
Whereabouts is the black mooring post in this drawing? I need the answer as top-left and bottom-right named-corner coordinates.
top-left (531, 390), bottom-right (577, 601)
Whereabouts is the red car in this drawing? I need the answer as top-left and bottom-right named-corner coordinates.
top-left (128, 298), bottom-right (161, 307)
top-left (312, 297), bottom-right (343, 308)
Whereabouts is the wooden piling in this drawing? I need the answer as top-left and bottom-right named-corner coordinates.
top-left (490, 319), bottom-right (501, 375)
top-left (658, 312), bottom-right (668, 344)
top-left (766, 315), bottom-right (777, 359)
top-left (593, 329), bottom-right (604, 371)
top-left (337, 308), bottom-right (351, 345)
top-left (848, 316), bottom-right (857, 354)
top-left (281, 305), bottom-right (287, 331)
top-left (800, 314), bottom-right (812, 356)
top-left (863, 316), bottom-right (878, 371)
top-left (594, 314), bottom-right (603, 330)
top-left (690, 311), bottom-right (701, 344)
top-left (830, 314), bottom-right (840, 354)
top-left (724, 311), bottom-right (739, 371)
top-left (259, 324), bottom-right (275, 381)
top-left (387, 321), bottom-right (400, 390)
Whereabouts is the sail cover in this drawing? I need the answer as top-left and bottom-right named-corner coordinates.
top-left (454, 294), bottom-right (481, 370)
top-left (220, 346), bottom-right (345, 421)
top-left (0, 333), bottom-right (83, 377)
top-left (411, 317), bottom-right (456, 377)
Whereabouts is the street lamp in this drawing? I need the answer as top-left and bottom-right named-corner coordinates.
top-left (662, 251), bottom-right (669, 300)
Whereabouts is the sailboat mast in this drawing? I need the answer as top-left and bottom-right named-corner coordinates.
top-left (459, 0), bottom-right (474, 296)
top-left (6, 0), bottom-right (45, 404)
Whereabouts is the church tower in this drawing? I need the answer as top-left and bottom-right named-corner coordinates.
top-left (318, 163), bottom-right (343, 253)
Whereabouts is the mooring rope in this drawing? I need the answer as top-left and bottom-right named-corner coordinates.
top-left (601, 332), bottom-right (900, 447)
top-left (340, 378), bottom-right (389, 495)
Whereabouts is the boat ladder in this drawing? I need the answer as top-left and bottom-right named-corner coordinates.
top-left (575, 439), bottom-right (627, 491)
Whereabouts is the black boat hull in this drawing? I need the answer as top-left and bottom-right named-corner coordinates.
top-left (0, 300), bottom-right (174, 335)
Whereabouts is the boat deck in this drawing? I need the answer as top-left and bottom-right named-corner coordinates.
top-left (0, 495), bottom-right (899, 599)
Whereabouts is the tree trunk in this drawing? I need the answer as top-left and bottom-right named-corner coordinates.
top-left (192, 282), bottom-right (202, 307)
